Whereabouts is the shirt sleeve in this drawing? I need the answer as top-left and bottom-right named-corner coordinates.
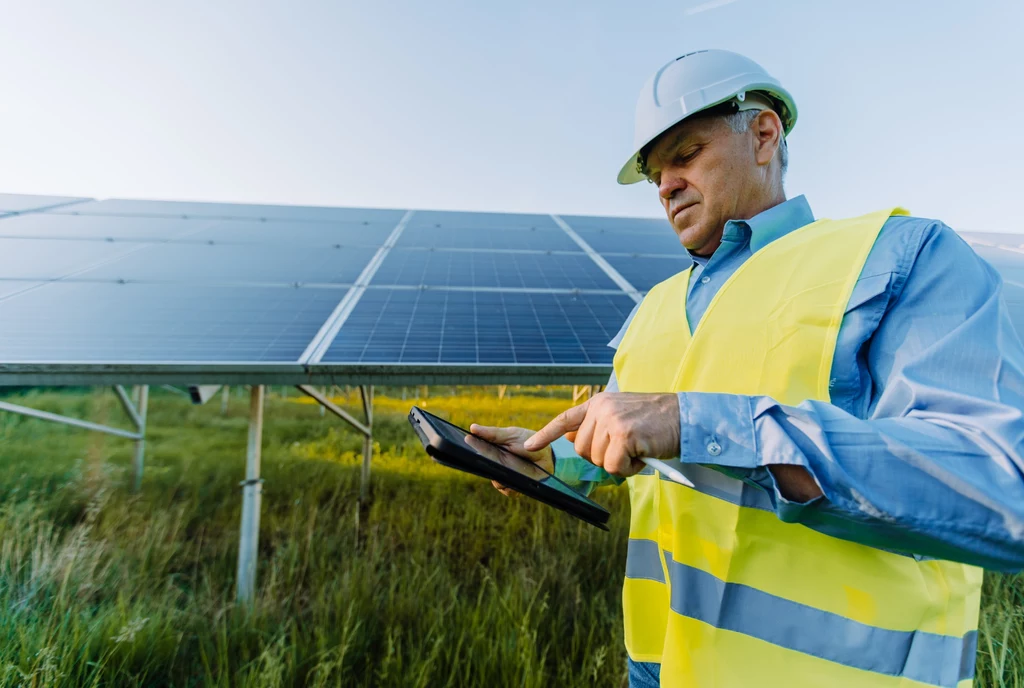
top-left (676, 223), bottom-right (1024, 572)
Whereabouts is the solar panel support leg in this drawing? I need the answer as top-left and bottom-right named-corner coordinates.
top-left (221, 386), bottom-right (230, 416)
top-left (236, 385), bottom-right (265, 606)
top-left (359, 385), bottom-right (374, 503)
top-left (131, 386), bottom-right (148, 492)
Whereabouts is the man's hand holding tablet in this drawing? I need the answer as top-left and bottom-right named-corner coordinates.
top-left (467, 424), bottom-right (552, 497)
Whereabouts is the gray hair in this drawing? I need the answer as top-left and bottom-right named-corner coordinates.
top-left (724, 109), bottom-right (788, 181)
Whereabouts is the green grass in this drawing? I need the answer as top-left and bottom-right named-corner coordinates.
top-left (0, 387), bottom-right (1021, 687)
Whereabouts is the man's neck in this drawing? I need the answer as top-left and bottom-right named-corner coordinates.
top-left (690, 191), bottom-right (788, 258)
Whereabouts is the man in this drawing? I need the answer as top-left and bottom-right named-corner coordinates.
top-left (471, 50), bottom-right (1024, 687)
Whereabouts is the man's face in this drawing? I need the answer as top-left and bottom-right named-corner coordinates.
top-left (644, 114), bottom-right (767, 257)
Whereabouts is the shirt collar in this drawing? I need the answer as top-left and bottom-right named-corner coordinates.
top-left (737, 195), bottom-right (815, 254)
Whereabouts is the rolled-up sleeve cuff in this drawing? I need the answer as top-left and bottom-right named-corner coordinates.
top-left (677, 392), bottom-right (761, 469)
top-left (551, 436), bottom-right (620, 491)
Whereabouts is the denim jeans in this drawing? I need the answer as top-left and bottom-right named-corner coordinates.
top-left (628, 658), bottom-right (661, 688)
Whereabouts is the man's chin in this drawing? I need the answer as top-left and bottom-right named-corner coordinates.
top-left (675, 225), bottom-right (702, 251)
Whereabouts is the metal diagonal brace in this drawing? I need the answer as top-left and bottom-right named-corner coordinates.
top-left (0, 385), bottom-right (150, 490)
top-left (295, 384), bottom-right (374, 501)
top-left (296, 384), bottom-right (371, 436)
top-left (0, 399), bottom-right (142, 440)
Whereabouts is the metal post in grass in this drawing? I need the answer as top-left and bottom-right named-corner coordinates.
top-left (236, 385), bottom-right (265, 605)
top-left (221, 385), bottom-right (230, 415)
top-left (360, 385), bottom-right (374, 503)
top-left (132, 386), bottom-right (149, 492)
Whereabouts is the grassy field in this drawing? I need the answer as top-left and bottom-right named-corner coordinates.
top-left (0, 387), bottom-right (1021, 687)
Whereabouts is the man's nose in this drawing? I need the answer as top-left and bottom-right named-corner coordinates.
top-left (659, 172), bottom-right (685, 200)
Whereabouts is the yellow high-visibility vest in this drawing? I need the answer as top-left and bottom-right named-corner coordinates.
top-left (612, 208), bottom-right (982, 688)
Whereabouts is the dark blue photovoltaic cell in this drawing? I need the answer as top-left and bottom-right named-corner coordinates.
top-left (580, 228), bottom-right (684, 255)
top-left (78, 243), bottom-right (376, 285)
top-left (0, 213), bottom-right (214, 240)
top-left (0, 281), bottom-right (342, 362)
top-left (0, 194), bottom-right (88, 214)
top-left (323, 289), bottom-right (634, 364)
top-left (51, 199), bottom-right (405, 224)
top-left (603, 255), bottom-right (690, 291)
top-left (190, 219), bottom-right (394, 247)
top-left (373, 249), bottom-right (617, 290)
top-left (398, 225), bottom-right (578, 251)
top-left (408, 210), bottom-right (559, 231)
top-left (0, 238), bottom-right (149, 280)
top-left (561, 215), bottom-right (669, 234)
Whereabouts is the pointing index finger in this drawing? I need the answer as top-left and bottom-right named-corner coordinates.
top-left (524, 400), bottom-right (590, 451)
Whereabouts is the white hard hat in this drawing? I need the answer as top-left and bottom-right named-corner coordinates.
top-left (618, 49), bottom-right (798, 184)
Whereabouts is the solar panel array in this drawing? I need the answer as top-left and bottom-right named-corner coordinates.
top-left (0, 192), bottom-right (1021, 385)
top-left (0, 193), bottom-right (695, 382)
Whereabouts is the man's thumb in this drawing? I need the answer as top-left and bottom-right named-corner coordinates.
top-left (470, 424), bottom-right (507, 442)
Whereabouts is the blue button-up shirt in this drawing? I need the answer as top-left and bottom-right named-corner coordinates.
top-left (553, 195), bottom-right (1024, 571)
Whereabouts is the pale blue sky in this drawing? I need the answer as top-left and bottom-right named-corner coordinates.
top-left (1, 1), bottom-right (1021, 232)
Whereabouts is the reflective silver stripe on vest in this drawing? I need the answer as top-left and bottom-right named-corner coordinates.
top-left (625, 538), bottom-right (665, 583)
top-left (660, 551), bottom-right (976, 687)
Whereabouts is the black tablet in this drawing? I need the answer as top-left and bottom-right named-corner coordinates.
top-left (408, 406), bottom-right (610, 530)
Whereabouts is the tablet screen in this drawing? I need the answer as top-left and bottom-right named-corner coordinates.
top-left (428, 414), bottom-right (593, 502)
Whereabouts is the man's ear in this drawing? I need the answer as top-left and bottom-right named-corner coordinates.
top-left (754, 109), bottom-right (783, 166)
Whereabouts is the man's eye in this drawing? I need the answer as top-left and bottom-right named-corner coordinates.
top-left (675, 147), bottom-right (700, 165)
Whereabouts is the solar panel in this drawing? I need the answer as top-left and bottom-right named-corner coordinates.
top-left (0, 281), bottom-right (343, 362)
top-left (960, 231), bottom-right (1024, 249)
top-left (50, 199), bottom-right (405, 224)
top-left (0, 280), bottom-right (42, 301)
top-left (560, 214), bottom-right (669, 234)
top-left (190, 219), bottom-right (395, 248)
top-left (372, 249), bottom-right (618, 290)
top-left (408, 210), bottom-right (559, 231)
top-left (0, 193), bottom-right (88, 214)
top-left (398, 225), bottom-right (579, 251)
top-left (576, 228), bottom-right (684, 256)
top-left (322, 289), bottom-right (634, 365)
top-left (0, 213), bottom-right (215, 241)
top-left (603, 254), bottom-right (691, 291)
top-left (14, 198), bottom-right (1019, 386)
top-left (76, 242), bottom-right (377, 286)
top-left (0, 238), bottom-right (151, 280)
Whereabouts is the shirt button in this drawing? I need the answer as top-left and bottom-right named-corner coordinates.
top-left (700, 275), bottom-right (711, 285)
top-left (706, 441), bottom-right (722, 456)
